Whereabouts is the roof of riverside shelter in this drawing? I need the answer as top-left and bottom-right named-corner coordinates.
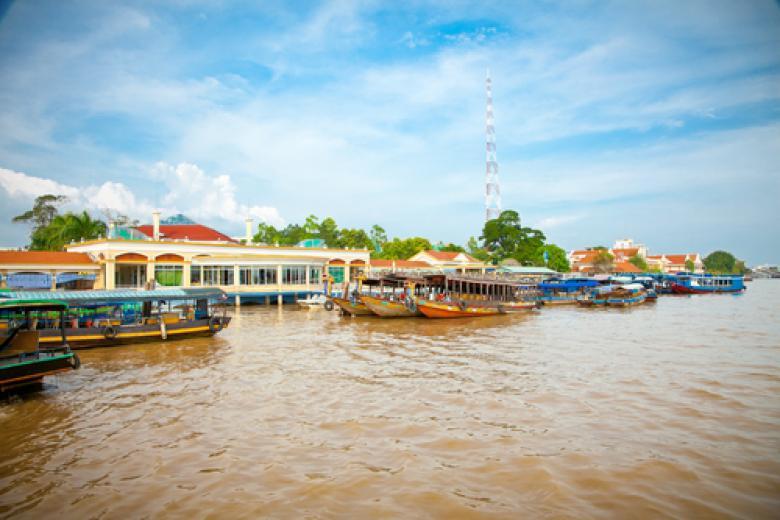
top-left (135, 224), bottom-right (237, 243)
top-left (419, 250), bottom-right (480, 263)
top-left (0, 251), bottom-right (96, 265)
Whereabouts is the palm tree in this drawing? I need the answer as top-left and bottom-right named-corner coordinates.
top-left (33, 211), bottom-right (107, 250)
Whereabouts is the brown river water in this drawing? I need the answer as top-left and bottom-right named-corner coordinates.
top-left (1, 281), bottom-right (779, 518)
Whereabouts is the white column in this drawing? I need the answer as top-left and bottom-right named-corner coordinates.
top-left (183, 262), bottom-right (191, 288)
top-left (105, 260), bottom-right (116, 290)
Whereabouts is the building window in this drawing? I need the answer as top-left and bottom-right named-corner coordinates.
top-left (282, 266), bottom-right (306, 285)
top-left (116, 264), bottom-right (146, 288)
top-left (328, 266), bottom-right (344, 284)
top-left (309, 266), bottom-right (322, 283)
top-left (202, 266), bottom-right (234, 286)
top-left (191, 266), bottom-right (201, 285)
top-left (239, 266), bottom-right (277, 285)
top-left (155, 264), bottom-right (183, 286)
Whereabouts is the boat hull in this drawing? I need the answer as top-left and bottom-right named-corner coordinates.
top-left (670, 283), bottom-right (744, 294)
top-left (606, 295), bottom-right (646, 307)
top-left (417, 300), bottom-right (501, 319)
top-left (497, 301), bottom-right (538, 312)
top-left (331, 297), bottom-right (375, 316)
top-left (0, 349), bottom-right (78, 391)
top-left (538, 296), bottom-right (579, 306)
top-left (32, 317), bottom-right (231, 349)
top-left (360, 296), bottom-right (421, 317)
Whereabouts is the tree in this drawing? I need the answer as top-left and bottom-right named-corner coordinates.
top-left (593, 250), bottom-right (615, 273)
top-left (628, 254), bottom-right (648, 271)
top-left (534, 244), bottom-right (570, 272)
top-left (480, 210), bottom-right (546, 264)
top-left (685, 259), bottom-right (695, 273)
top-left (303, 214), bottom-right (320, 235)
top-left (33, 211), bottom-right (106, 250)
top-left (439, 243), bottom-right (465, 253)
top-left (277, 224), bottom-right (307, 246)
top-left (375, 237), bottom-right (432, 260)
top-left (318, 217), bottom-right (339, 247)
top-left (369, 225), bottom-right (387, 253)
top-left (13, 194), bottom-right (68, 229)
top-left (336, 228), bottom-right (372, 249)
top-left (253, 222), bottom-right (282, 245)
top-left (467, 236), bottom-right (490, 262)
top-left (703, 250), bottom-right (737, 274)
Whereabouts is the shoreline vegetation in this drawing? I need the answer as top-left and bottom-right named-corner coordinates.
top-left (12, 194), bottom-right (747, 275)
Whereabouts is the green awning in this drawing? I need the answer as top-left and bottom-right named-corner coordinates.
top-left (0, 288), bottom-right (225, 305)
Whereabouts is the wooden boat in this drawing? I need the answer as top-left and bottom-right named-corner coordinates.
top-left (360, 294), bottom-right (422, 317)
top-left (1, 299), bottom-right (80, 392)
top-left (329, 297), bottom-right (375, 316)
top-left (417, 300), bottom-right (501, 318)
top-left (0, 288), bottom-right (230, 349)
top-left (606, 283), bottom-right (647, 307)
top-left (416, 275), bottom-right (540, 319)
top-left (577, 285), bottom-right (612, 307)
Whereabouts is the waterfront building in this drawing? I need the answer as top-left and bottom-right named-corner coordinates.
top-left (366, 259), bottom-right (434, 276)
top-left (645, 253), bottom-right (704, 274)
top-left (60, 213), bottom-right (370, 304)
top-left (408, 250), bottom-right (488, 274)
top-left (611, 238), bottom-right (648, 260)
top-left (0, 251), bottom-right (100, 290)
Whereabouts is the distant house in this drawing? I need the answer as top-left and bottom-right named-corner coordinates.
top-left (568, 249), bottom-right (643, 274)
top-left (0, 251), bottom-right (100, 290)
top-left (408, 250), bottom-right (488, 274)
top-left (647, 254), bottom-right (703, 274)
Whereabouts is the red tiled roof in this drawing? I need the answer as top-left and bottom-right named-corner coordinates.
top-left (420, 250), bottom-right (479, 263)
top-left (665, 254), bottom-right (696, 264)
top-left (0, 251), bottom-right (96, 265)
top-left (614, 261), bottom-right (642, 273)
top-left (571, 250), bottom-right (602, 264)
top-left (135, 224), bottom-right (236, 243)
top-left (370, 259), bottom-right (431, 269)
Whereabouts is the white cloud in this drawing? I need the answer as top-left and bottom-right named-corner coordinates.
top-left (535, 214), bottom-right (586, 229)
top-left (0, 164), bottom-right (284, 229)
top-left (0, 167), bottom-right (81, 200)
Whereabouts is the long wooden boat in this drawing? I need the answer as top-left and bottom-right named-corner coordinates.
top-left (1, 299), bottom-right (80, 392)
top-left (360, 295), bottom-right (421, 318)
top-left (417, 300), bottom-right (501, 319)
top-left (329, 297), bottom-right (375, 316)
top-left (0, 288), bottom-right (230, 349)
top-left (538, 278), bottom-right (599, 306)
top-left (606, 283), bottom-right (647, 307)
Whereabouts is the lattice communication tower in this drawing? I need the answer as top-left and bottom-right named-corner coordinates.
top-left (485, 70), bottom-right (501, 221)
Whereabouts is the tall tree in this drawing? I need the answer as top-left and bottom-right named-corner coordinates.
top-left (480, 210), bottom-right (546, 264)
top-left (318, 217), bottom-right (340, 247)
top-left (534, 244), bottom-right (570, 272)
top-left (253, 222), bottom-right (282, 245)
top-left (12, 194), bottom-right (68, 229)
top-left (369, 225), bottom-right (387, 253)
top-left (703, 250), bottom-right (737, 273)
top-left (375, 237), bottom-right (432, 260)
top-left (337, 228), bottom-right (372, 249)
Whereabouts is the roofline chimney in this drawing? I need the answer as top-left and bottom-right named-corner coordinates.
top-left (152, 211), bottom-right (161, 241)
top-left (245, 218), bottom-right (254, 244)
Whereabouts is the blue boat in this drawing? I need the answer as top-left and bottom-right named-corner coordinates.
top-left (606, 283), bottom-right (647, 307)
top-left (670, 274), bottom-right (745, 294)
top-left (538, 278), bottom-right (600, 305)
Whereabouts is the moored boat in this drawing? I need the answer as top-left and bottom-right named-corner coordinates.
top-left (0, 288), bottom-right (230, 348)
top-left (329, 297), bottom-right (375, 316)
top-left (1, 299), bottom-right (80, 392)
top-left (670, 274), bottom-right (745, 294)
top-left (538, 278), bottom-right (599, 306)
top-left (606, 283), bottom-right (647, 307)
top-left (360, 294), bottom-right (421, 318)
top-left (416, 275), bottom-right (539, 319)
top-left (417, 299), bottom-right (502, 318)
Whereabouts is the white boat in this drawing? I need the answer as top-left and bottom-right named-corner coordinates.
top-left (296, 294), bottom-right (328, 309)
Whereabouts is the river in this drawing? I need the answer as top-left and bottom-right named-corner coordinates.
top-left (1, 280), bottom-right (779, 518)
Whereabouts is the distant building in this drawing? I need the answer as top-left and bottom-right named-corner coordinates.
top-left (0, 251), bottom-right (100, 290)
top-left (646, 253), bottom-right (704, 274)
top-left (569, 239), bottom-right (704, 274)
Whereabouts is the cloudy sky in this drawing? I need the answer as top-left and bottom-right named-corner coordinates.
top-left (0, 0), bottom-right (778, 263)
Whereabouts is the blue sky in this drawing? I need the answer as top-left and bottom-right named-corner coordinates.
top-left (0, 0), bottom-right (779, 264)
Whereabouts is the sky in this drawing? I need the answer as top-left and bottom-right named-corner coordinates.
top-left (0, 0), bottom-right (778, 264)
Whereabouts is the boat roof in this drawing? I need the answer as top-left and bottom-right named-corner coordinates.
top-left (0, 299), bottom-right (68, 311)
top-left (0, 288), bottom-right (226, 305)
